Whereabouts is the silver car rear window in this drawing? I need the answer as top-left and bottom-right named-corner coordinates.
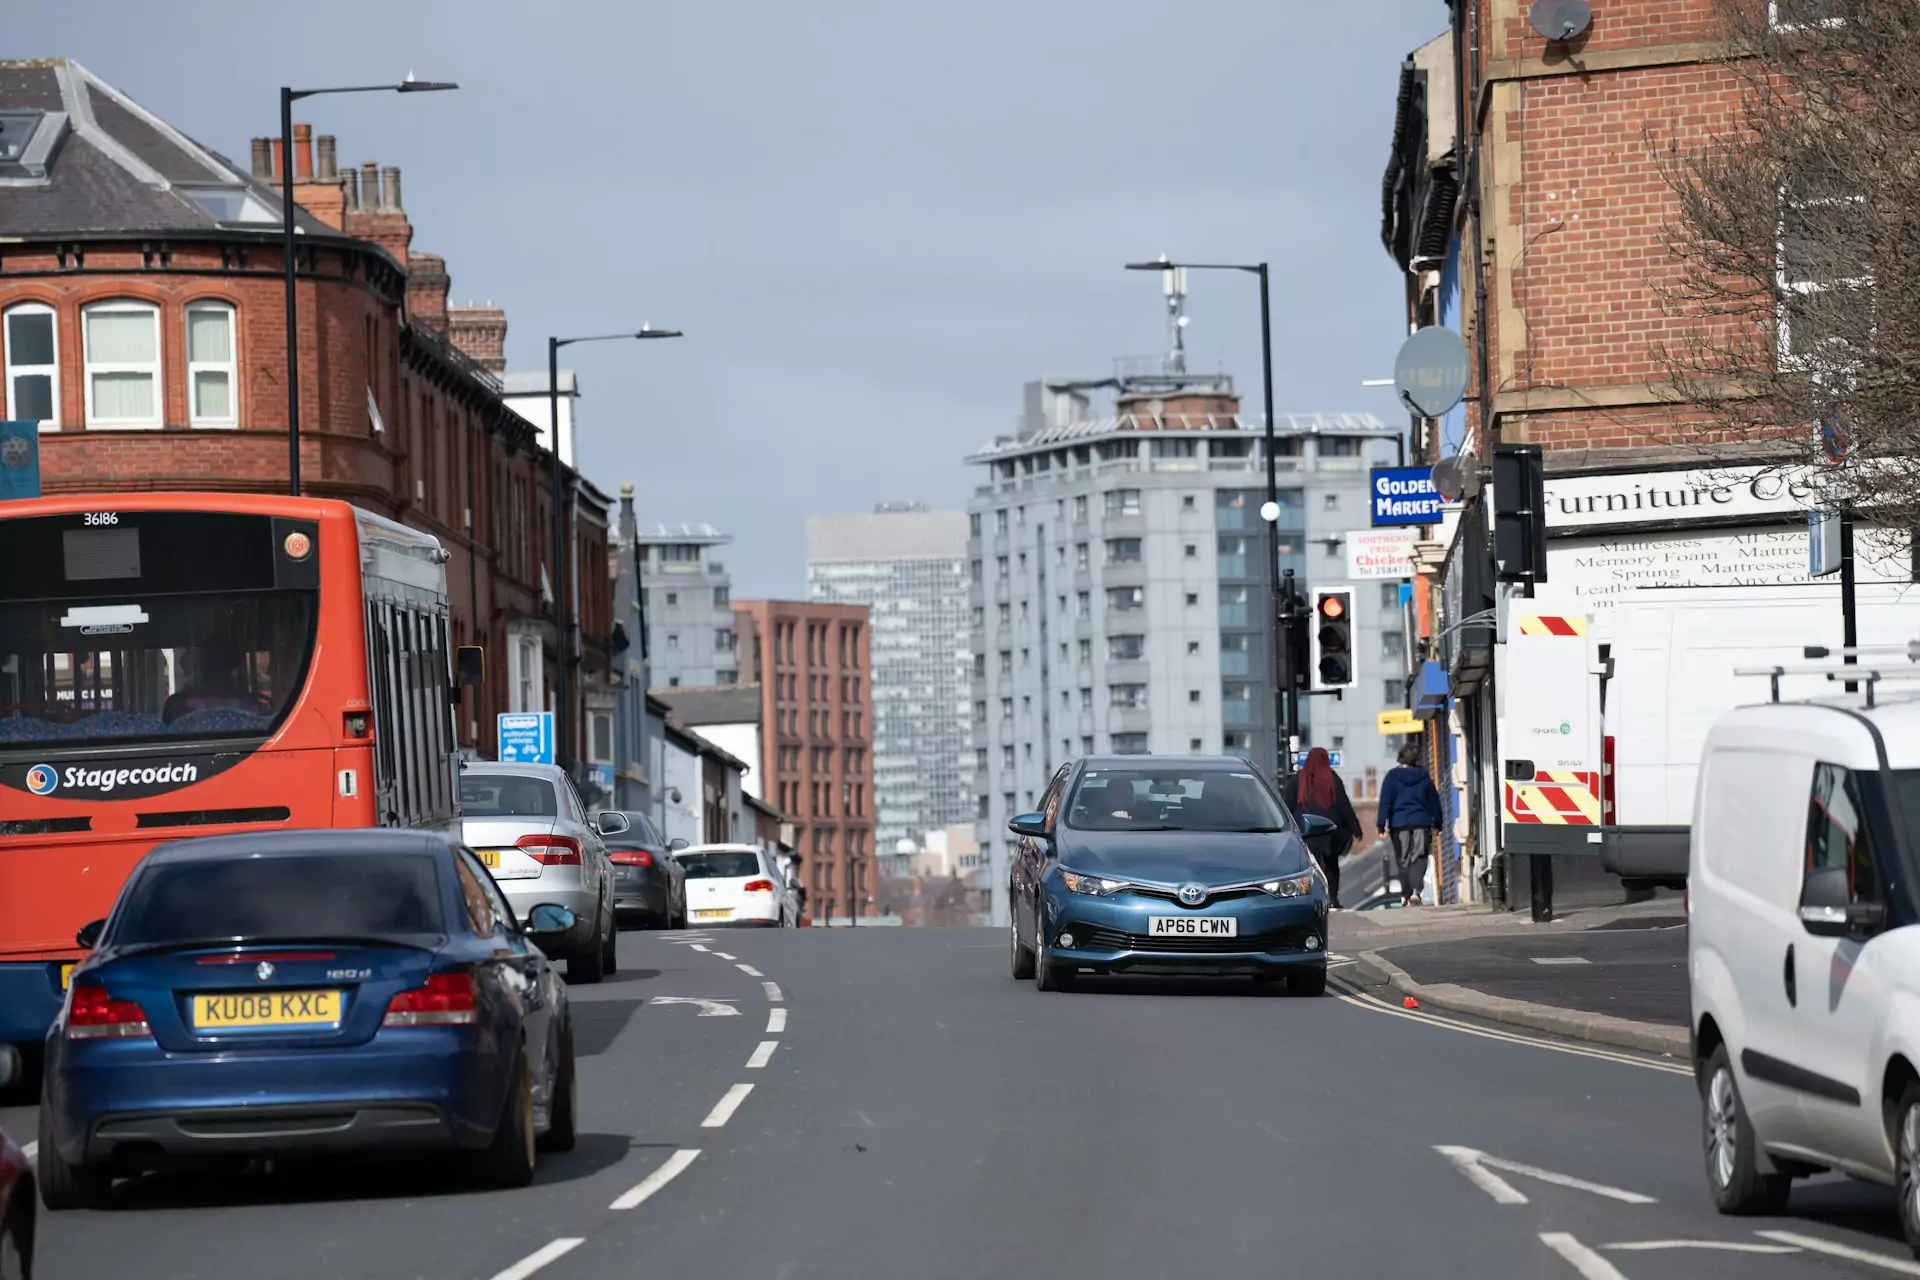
top-left (460, 775), bottom-right (559, 818)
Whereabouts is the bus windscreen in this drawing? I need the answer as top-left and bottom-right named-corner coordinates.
top-left (0, 513), bottom-right (319, 748)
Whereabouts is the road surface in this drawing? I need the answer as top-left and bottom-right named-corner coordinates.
top-left (4, 927), bottom-right (1915, 1279)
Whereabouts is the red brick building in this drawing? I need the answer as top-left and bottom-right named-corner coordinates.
top-left (1381, 4), bottom-right (1799, 906)
top-left (0, 59), bottom-right (613, 770)
top-left (731, 600), bottom-right (875, 921)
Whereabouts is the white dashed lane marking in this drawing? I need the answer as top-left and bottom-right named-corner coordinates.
top-left (763, 981), bottom-right (784, 1002)
top-left (746, 1040), bottom-right (777, 1069)
top-left (609, 1149), bottom-right (701, 1210)
top-left (701, 1083), bottom-right (754, 1128)
top-left (767, 1007), bottom-right (787, 1033)
top-left (689, 944), bottom-right (710, 953)
top-left (713, 951), bottom-right (736, 960)
top-left (484, 1238), bottom-right (584, 1280)
top-left (737, 963), bottom-right (764, 977)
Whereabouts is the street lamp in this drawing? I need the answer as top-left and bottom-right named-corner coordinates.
top-left (547, 327), bottom-right (683, 775)
top-left (1126, 256), bottom-right (1292, 781)
top-left (279, 75), bottom-right (456, 497)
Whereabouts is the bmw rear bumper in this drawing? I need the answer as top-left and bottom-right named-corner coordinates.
top-left (46, 1027), bottom-right (501, 1166)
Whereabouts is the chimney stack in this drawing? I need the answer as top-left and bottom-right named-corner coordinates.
top-left (292, 123), bottom-right (313, 180)
top-left (249, 137), bottom-right (272, 179)
top-left (381, 166), bottom-right (403, 213)
top-left (272, 136), bottom-right (286, 180)
top-left (447, 303), bottom-right (509, 373)
top-left (342, 167), bottom-right (360, 210)
top-left (361, 161), bottom-right (381, 211)
top-left (406, 252), bottom-right (451, 335)
top-left (315, 134), bottom-right (337, 182)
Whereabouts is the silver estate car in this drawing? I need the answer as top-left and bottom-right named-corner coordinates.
top-left (458, 761), bottom-right (618, 984)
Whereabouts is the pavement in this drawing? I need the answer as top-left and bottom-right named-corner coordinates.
top-left (1329, 848), bottom-right (1694, 1055)
top-left (5, 924), bottom-right (1919, 1279)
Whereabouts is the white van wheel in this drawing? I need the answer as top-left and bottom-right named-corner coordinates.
top-left (1895, 1085), bottom-right (1920, 1258)
top-left (1702, 1044), bottom-right (1791, 1215)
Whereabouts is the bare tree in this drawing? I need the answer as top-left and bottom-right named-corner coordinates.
top-left (1656, 0), bottom-right (1920, 525)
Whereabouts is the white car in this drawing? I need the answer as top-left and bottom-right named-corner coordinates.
top-left (678, 844), bottom-right (798, 928)
top-left (1690, 694), bottom-right (1920, 1255)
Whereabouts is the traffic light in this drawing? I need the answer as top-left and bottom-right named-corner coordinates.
top-left (1279, 583), bottom-right (1311, 693)
top-left (1492, 443), bottom-right (1547, 587)
top-left (1311, 588), bottom-right (1355, 690)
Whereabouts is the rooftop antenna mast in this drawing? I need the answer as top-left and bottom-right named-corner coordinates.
top-left (1160, 256), bottom-right (1189, 376)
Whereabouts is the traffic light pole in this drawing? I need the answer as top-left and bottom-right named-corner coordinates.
top-left (1258, 265), bottom-right (1290, 786)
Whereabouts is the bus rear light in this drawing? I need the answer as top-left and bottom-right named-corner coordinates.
top-left (517, 834), bottom-right (582, 865)
top-left (742, 879), bottom-right (776, 893)
top-left (68, 983), bottom-right (151, 1039)
top-left (382, 972), bottom-right (477, 1026)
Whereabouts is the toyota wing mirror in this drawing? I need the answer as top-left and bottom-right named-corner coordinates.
top-left (1007, 812), bottom-right (1049, 839)
top-left (76, 918), bottom-right (105, 949)
top-left (1298, 814), bottom-right (1337, 839)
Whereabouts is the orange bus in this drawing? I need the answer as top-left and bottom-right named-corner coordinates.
top-left (0, 493), bottom-right (476, 1054)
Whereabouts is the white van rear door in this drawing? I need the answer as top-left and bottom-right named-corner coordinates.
top-left (1498, 606), bottom-right (1601, 850)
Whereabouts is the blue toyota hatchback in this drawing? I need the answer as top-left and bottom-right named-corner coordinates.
top-left (38, 829), bottom-right (579, 1209)
top-left (1008, 756), bottom-right (1335, 994)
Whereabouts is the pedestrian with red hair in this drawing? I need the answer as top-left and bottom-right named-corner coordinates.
top-left (1282, 746), bottom-right (1362, 909)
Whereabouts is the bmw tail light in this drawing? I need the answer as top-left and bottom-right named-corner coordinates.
top-left (517, 834), bottom-right (582, 865)
top-left (383, 972), bottom-right (478, 1026)
top-left (610, 850), bottom-right (654, 867)
top-left (68, 982), bottom-right (152, 1039)
top-left (742, 879), bottom-right (776, 893)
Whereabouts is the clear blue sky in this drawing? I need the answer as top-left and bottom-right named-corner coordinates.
top-left (20, 0), bottom-right (1447, 594)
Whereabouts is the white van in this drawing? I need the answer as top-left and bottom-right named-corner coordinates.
top-left (1599, 583), bottom-right (1920, 887)
top-left (1690, 692), bottom-right (1920, 1254)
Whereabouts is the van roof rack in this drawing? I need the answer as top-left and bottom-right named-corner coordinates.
top-left (1737, 657), bottom-right (1920, 708)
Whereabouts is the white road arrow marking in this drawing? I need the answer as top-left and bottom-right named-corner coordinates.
top-left (649, 997), bottom-right (740, 1017)
top-left (1757, 1231), bottom-right (1920, 1275)
top-left (1541, 1233), bottom-right (1631, 1280)
top-left (1435, 1146), bottom-right (1656, 1206)
top-left (1606, 1241), bottom-right (1798, 1254)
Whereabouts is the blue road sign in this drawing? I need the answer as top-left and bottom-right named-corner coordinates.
top-left (1293, 750), bottom-right (1343, 769)
top-left (497, 712), bottom-right (555, 765)
top-left (1371, 466), bottom-right (1443, 527)
top-left (0, 421), bottom-right (40, 501)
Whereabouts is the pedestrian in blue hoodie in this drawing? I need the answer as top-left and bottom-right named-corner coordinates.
top-left (1376, 741), bottom-right (1444, 906)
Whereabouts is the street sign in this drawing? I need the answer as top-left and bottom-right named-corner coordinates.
top-left (1377, 709), bottom-right (1423, 735)
top-left (0, 421), bottom-right (40, 501)
top-left (1818, 407), bottom-right (1852, 464)
top-left (1346, 527), bottom-right (1418, 580)
top-left (1294, 750), bottom-right (1342, 768)
top-left (1393, 326), bottom-right (1471, 419)
top-left (497, 712), bottom-right (554, 764)
top-left (1371, 467), bottom-right (1444, 527)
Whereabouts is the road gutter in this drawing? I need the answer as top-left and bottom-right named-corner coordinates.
top-left (1353, 949), bottom-right (1689, 1057)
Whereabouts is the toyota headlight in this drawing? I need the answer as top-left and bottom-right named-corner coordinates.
top-left (1260, 873), bottom-right (1316, 899)
top-left (1060, 869), bottom-right (1127, 897)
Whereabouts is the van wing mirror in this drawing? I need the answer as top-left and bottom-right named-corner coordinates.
top-left (1798, 867), bottom-right (1885, 939)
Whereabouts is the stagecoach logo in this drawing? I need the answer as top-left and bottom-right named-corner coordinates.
top-left (1177, 883), bottom-right (1207, 907)
top-left (255, 961), bottom-right (276, 982)
top-left (24, 765), bottom-right (57, 796)
top-left (50, 763), bottom-right (199, 794)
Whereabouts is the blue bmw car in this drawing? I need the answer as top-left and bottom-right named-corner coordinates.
top-left (1009, 756), bottom-right (1336, 994)
top-left (37, 829), bottom-right (579, 1209)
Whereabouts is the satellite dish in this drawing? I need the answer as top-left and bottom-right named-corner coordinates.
top-left (1431, 455), bottom-right (1482, 503)
top-left (1529, 0), bottom-right (1591, 41)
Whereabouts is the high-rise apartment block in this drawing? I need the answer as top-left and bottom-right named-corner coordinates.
top-left (639, 524), bottom-right (737, 689)
top-left (732, 601), bottom-right (877, 921)
top-left (806, 505), bottom-right (974, 852)
top-left (967, 378), bottom-right (1400, 924)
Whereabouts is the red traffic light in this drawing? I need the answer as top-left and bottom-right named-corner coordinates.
top-left (1319, 595), bottom-right (1346, 620)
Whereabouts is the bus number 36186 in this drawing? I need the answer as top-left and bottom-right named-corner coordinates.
top-left (83, 512), bottom-right (119, 526)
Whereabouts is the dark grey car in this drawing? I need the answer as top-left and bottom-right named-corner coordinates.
top-left (600, 812), bottom-right (687, 930)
